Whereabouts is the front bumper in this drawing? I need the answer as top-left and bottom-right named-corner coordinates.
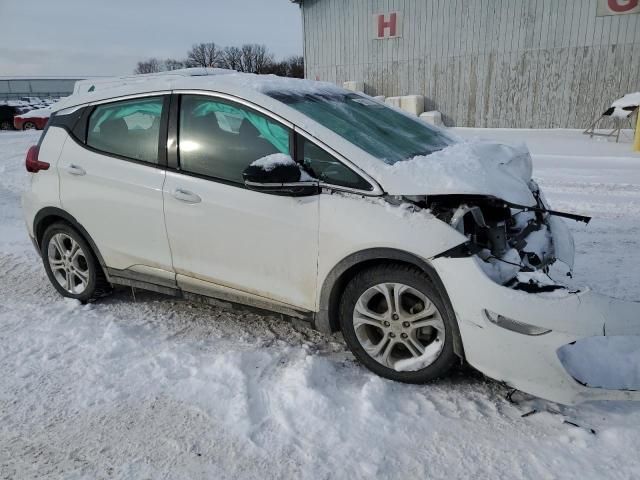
top-left (432, 255), bottom-right (640, 405)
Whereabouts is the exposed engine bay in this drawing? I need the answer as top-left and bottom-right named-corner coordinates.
top-left (389, 182), bottom-right (591, 293)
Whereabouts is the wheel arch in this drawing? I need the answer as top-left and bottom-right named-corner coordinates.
top-left (315, 248), bottom-right (465, 358)
top-left (34, 207), bottom-right (108, 272)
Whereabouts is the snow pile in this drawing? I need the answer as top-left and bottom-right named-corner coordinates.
top-left (395, 338), bottom-right (443, 372)
top-left (250, 152), bottom-right (296, 171)
top-left (476, 248), bottom-right (522, 284)
top-left (522, 224), bottom-right (552, 262)
top-left (558, 337), bottom-right (640, 390)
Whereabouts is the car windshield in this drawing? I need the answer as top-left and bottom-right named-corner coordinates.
top-left (267, 91), bottom-right (454, 164)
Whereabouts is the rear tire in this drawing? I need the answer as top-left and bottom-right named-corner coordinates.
top-left (41, 222), bottom-right (111, 302)
top-left (0, 120), bottom-right (12, 130)
top-left (339, 264), bottom-right (459, 383)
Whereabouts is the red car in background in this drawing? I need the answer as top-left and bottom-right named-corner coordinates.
top-left (13, 108), bottom-right (51, 130)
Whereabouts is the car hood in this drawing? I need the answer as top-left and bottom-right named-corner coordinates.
top-left (369, 141), bottom-right (537, 206)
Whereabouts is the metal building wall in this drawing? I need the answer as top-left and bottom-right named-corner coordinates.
top-left (301, 0), bottom-right (640, 128)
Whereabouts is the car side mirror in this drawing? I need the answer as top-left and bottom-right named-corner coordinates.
top-left (242, 155), bottom-right (319, 196)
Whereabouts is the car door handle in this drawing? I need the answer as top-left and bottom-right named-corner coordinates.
top-left (173, 188), bottom-right (201, 203)
top-left (65, 164), bottom-right (86, 176)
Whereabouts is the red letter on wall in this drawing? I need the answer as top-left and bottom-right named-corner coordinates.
top-left (377, 13), bottom-right (397, 38)
top-left (608, 0), bottom-right (638, 12)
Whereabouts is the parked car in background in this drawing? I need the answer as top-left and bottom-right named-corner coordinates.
top-left (20, 96), bottom-right (43, 105)
top-left (13, 107), bottom-right (51, 130)
top-left (0, 105), bottom-right (18, 130)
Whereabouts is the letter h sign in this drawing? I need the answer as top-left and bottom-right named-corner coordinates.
top-left (373, 11), bottom-right (402, 39)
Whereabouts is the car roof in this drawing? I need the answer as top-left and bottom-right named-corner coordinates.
top-left (52, 68), bottom-right (345, 114)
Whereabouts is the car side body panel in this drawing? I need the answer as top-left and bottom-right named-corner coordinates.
top-left (316, 193), bottom-right (468, 312)
top-left (57, 136), bottom-right (173, 273)
top-left (163, 170), bottom-right (319, 311)
top-left (21, 126), bottom-right (66, 238)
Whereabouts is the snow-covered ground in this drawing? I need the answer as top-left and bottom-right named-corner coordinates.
top-left (1, 129), bottom-right (639, 479)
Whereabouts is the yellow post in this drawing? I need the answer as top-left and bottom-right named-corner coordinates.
top-left (635, 109), bottom-right (640, 152)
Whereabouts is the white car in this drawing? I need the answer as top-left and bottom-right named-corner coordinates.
top-left (22, 69), bottom-right (639, 405)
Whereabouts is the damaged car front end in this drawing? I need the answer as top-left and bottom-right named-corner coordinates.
top-left (268, 86), bottom-right (639, 405)
top-left (391, 174), bottom-right (640, 405)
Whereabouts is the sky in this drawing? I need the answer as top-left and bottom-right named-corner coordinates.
top-left (0, 0), bottom-right (303, 77)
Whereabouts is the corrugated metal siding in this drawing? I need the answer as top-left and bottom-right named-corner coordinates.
top-left (301, 0), bottom-right (640, 128)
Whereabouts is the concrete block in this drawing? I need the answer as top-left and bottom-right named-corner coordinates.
top-left (385, 95), bottom-right (425, 116)
top-left (385, 96), bottom-right (402, 109)
top-left (343, 81), bottom-right (364, 92)
top-left (420, 110), bottom-right (443, 126)
top-left (373, 95), bottom-right (386, 102)
top-left (399, 95), bottom-right (425, 116)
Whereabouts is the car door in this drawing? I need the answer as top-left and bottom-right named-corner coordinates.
top-left (58, 94), bottom-right (175, 284)
top-left (162, 93), bottom-right (319, 311)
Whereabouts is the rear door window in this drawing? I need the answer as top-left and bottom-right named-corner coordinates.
top-left (87, 96), bottom-right (164, 164)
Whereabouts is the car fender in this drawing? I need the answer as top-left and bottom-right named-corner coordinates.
top-left (33, 206), bottom-right (108, 272)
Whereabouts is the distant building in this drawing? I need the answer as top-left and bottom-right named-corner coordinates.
top-left (0, 77), bottom-right (85, 101)
top-left (293, 0), bottom-right (640, 128)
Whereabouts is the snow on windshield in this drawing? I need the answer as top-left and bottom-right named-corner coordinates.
top-left (262, 87), bottom-right (454, 164)
top-left (371, 140), bottom-right (533, 198)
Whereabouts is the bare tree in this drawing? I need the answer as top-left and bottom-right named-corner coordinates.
top-left (284, 55), bottom-right (304, 78)
top-left (221, 46), bottom-right (243, 71)
top-left (186, 42), bottom-right (223, 68)
top-left (238, 44), bottom-right (274, 73)
top-left (135, 45), bottom-right (301, 78)
top-left (263, 56), bottom-right (304, 78)
top-left (134, 58), bottom-right (161, 74)
top-left (164, 58), bottom-right (185, 71)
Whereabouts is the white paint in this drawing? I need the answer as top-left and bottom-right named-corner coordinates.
top-left (163, 170), bottom-right (319, 310)
top-left (55, 128), bottom-right (174, 272)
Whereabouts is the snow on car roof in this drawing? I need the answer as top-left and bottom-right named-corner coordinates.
top-left (53, 68), bottom-right (344, 114)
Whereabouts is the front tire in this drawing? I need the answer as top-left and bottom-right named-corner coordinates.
top-left (339, 264), bottom-right (459, 383)
top-left (23, 121), bottom-right (36, 130)
top-left (41, 222), bottom-right (110, 302)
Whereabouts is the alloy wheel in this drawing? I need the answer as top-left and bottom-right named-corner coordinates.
top-left (352, 282), bottom-right (445, 370)
top-left (47, 233), bottom-right (90, 294)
